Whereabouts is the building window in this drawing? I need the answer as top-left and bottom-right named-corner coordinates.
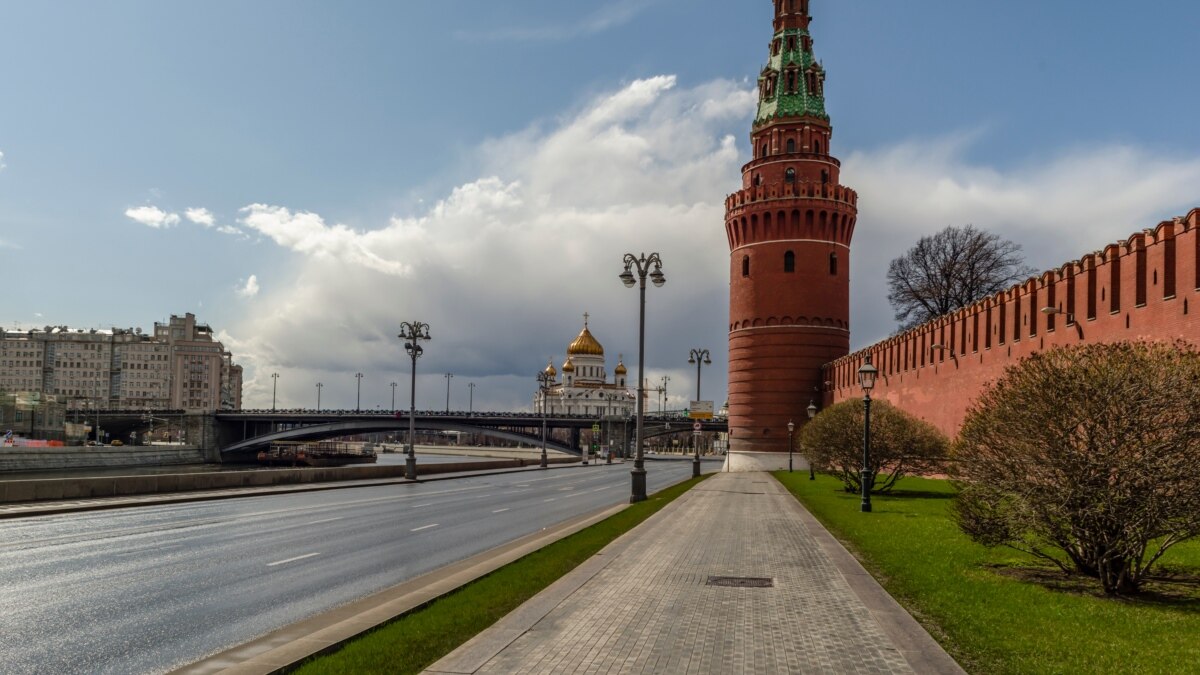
top-left (785, 168), bottom-right (796, 183)
top-left (829, 252), bottom-right (838, 275)
top-left (742, 255), bottom-right (750, 277)
top-left (786, 139), bottom-right (796, 153)
top-left (784, 251), bottom-right (795, 273)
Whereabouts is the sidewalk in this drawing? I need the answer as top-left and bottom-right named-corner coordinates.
top-left (425, 472), bottom-right (964, 675)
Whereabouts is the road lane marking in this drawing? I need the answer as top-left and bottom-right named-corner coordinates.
top-left (267, 552), bottom-right (321, 567)
top-left (492, 508), bottom-right (510, 514)
top-left (411, 503), bottom-right (433, 508)
top-left (543, 498), bottom-right (556, 502)
top-left (592, 486), bottom-right (614, 492)
top-left (411, 524), bottom-right (439, 532)
top-left (309, 517), bottom-right (343, 525)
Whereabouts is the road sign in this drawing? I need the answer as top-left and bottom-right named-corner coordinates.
top-left (591, 424), bottom-right (601, 432)
top-left (693, 421), bottom-right (702, 432)
top-left (688, 401), bottom-right (714, 420)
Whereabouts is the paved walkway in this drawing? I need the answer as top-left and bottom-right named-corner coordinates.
top-left (425, 472), bottom-right (963, 675)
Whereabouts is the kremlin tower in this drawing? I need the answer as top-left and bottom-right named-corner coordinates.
top-left (726, 0), bottom-right (858, 454)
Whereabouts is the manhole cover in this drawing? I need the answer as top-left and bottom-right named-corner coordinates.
top-left (706, 576), bottom-right (773, 588)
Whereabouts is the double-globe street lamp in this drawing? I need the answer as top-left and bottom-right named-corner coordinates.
top-left (399, 321), bottom-right (432, 480)
top-left (807, 400), bottom-right (818, 480)
top-left (687, 348), bottom-right (711, 402)
top-left (316, 382), bottom-right (323, 411)
top-left (619, 252), bottom-right (666, 504)
top-left (537, 367), bottom-right (554, 469)
top-left (858, 356), bottom-right (878, 513)
top-left (787, 419), bottom-right (795, 473)
top-left (355, 372), bottom-right (364, 412)
top-left (271, 372), bottom-right (279, 412)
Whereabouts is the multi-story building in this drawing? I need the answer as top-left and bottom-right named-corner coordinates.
top-left (0, 313), bottom-right (241, 412)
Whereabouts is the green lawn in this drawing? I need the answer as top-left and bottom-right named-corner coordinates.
top-left (775, 472), bottom-right (1200, 675)
top-left (293, 475), bottom-right (707, 675)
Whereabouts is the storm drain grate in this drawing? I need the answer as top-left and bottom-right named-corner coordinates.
top-left (706, 576), bottom-right (773, 588)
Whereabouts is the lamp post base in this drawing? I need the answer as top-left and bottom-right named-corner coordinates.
top-left (405, 454), bottom-right (417, 481)
top-left (540, 454), bottom-right (548, 469)
top-left (630, 467), bottom-right (647, 503)
top-left (692, 457), bottom-right (701, 478)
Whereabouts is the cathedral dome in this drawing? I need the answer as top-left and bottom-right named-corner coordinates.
top-left (543, 360), bottom-right (557, 378)
top-left (562, 358), bottom-right (576, 373)
top-left (568, 325), bottom-right (604, 356)
top-left (614, 359), bottom-right (627, 375)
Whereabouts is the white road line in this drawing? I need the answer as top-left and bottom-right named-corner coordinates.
top-left (492, 508), bottom-right (510, 514)
top-left (309, 517), bottom-right (343, 525)
top-left (592, 486), bottom-right (614, 492)
top-left (411, 503), bottom-right (433, 508)
top-left (267, 552), bottom-right (321, 567)
top-left (543, 498), bottom-right (557, 502)
top-left (411, 524), bottom-right (439, 532)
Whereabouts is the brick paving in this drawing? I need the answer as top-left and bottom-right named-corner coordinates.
top-left (427, 472), bottom-right (962, 675)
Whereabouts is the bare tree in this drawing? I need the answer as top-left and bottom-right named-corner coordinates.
top-left (953, 342), bottom-right (1200, 595)
top-left (800, 399), bottom-right (948, 493)
top-left (887, 225), bottom-right (1035, 330)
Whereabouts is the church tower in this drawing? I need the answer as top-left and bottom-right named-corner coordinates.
top-left (726, 0), bottom-right (858, 454)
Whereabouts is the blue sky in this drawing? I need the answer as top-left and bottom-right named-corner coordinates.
top-left (2, 0), bottom-right (1198, 410)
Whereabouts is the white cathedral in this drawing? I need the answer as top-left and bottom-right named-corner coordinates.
top-left (534, 315), bottom-right (636, 418)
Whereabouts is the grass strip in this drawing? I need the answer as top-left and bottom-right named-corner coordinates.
top-left (293, 475), bottom-right (707, 675)
top-left (775, 472), bottom-right (1200, 675)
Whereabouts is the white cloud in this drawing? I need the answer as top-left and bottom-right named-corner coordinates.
top-left (237, 275), bottom-right (260, 298)
top-left (124, 205), bottom-right (181, 229)
top-left (456, 0), bottom-right (658, 41)
top-left (0, 150), bottom-right (6, 170)
top-left (207, 76), bottom-right (1200, 410)
top-left (844, 137), bottom-right (1200, 347)
top-left (185, 207), bottom-right (215, 227)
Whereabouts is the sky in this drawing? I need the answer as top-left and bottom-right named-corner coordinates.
top-left (2, 0), bottom-right (1199, 412)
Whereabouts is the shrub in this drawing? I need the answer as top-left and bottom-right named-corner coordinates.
top-left (800, 398), bottom-right (948, 493)
top-left (953, 341), bottom-right (1200, 595)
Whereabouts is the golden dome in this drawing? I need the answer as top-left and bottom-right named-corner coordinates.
top-left (543, 360), bottom-right (557, 378)
top-left (614, 356), bottom-right (627, 375)
top-left (562, 358), bottom-right (576, 373)
top-left (567, 315), bottom-right (605, 356)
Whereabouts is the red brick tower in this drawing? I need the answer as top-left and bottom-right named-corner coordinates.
top-left (726, 0), bottom-right (858, 454)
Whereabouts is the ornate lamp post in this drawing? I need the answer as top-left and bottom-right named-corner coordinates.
top-left (806, 400), bottom-right (818, 480)
top-left (390, 381), bottom-right (398, 411)
top-left (537, 366), bottom-right (554, 469)
top-left (399, 321), bottom-right (432, 480)
top-left (468, 382), bottom-right (475, 416)
top-left (619, 252), bottom-right (666, 503)
top-left (787, 419), bottom-right (795, 473)
top-left (271, 372), bottom-right (279, 411)
top-left (687, 348), bottom-right (711, 401)
top-left (316, 382), bottom-right (323, 411)
top-left (355, 372), bottom-right (364, 412)
top-left (444, 373), bottom-right (454, 412)
top-left (857, 356), bottom-right (878, 513)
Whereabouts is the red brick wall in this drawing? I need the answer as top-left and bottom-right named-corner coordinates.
top-left (823, 209), bottom-right (1200, 438)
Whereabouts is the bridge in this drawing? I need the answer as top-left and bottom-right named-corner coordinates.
top-left (215, 410), bottom-right (729, 457)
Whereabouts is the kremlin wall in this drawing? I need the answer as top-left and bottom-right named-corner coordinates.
top-left (823, 208), bottom-right (1200, 438)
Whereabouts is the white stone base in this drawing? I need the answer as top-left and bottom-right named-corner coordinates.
top-left (722, 450), bottom-right (811, 473)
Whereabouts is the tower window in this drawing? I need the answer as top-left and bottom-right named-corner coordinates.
top-left (760, 144), bottom-right (768, 158)
top-left (829, 252), bottom-right (838, 275)
top-left (786, 139), bottom-right (796, 153)
top-left (742, 255), bottom-right (750, 278)
top-left (786, 70), bottom-right (796, 93)
top-left (785, 168), bottom-right (796, 183)
top-left (784, 251), bottom-right (795, 273)
top-left (814, 140), bottom-right (822, 155)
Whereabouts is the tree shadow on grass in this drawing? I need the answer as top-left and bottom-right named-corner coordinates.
top-left (987, 563), bottom-right (1200, 611)
top-left (879, 489), bottom-right (956, 501)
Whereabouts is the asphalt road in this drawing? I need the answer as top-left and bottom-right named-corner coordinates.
top-left (0, 459), bottom-right (716, 674)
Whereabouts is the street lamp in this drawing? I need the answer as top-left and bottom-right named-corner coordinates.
top-left (271, 372), bottom-right (279, 411)
top-left (687, 348), bottom-right (711, 401)
top-left (619, 251), bottom-right (666, 503)
top-left (537, 365), bottom-right (554, 469)
top-left (316, 382), bottom-right (323, 411)
top-left (468, 382), bottom-right (475, 416)
top-left (399, 321), bottom-right (432, 480)
top-left (390, 381), bottom-right (398, 411)
top-left (355, 372), bottom-right (364, 412)
top-left (444, 373), bottom-right (454, 412)
top-left (787, 419), bottom-right (795, 473)
top-left (858, 356), bottom-right (878, 513)
top-left (806, 400), bottom-right (818, 480)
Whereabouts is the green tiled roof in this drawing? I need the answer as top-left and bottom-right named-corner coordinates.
top-left (755, 28), bottom-right (828, 126)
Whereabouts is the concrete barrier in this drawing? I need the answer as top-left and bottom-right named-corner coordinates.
top-left (0, 446), bottom-right (206, 473)
top-left (0, 455), bottom-right (581, 504)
